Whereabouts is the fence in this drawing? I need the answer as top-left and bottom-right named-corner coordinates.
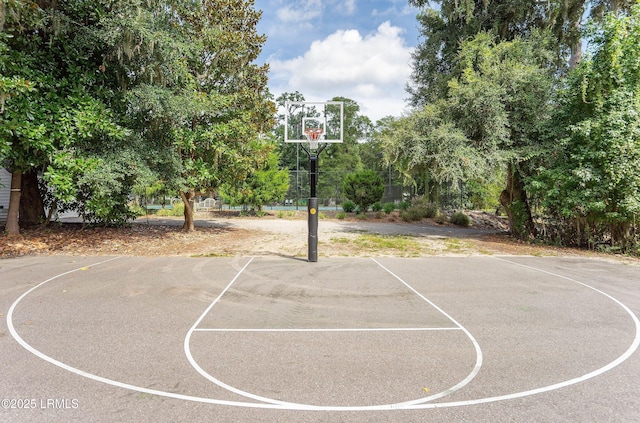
top-left (284, 169), bottom-right (489, 211)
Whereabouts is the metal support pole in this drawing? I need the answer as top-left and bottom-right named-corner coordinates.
top-left (309, 154), bottom-right (318, 198)
top-left (308, 197), bottom-right (318, 262)
top-left (308, 154), bottom-right (319, 262)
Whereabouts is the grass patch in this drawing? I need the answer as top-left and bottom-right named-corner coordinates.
top-left (353, 234), bottom-right (422, 253)
top-left (326, 234), bottom-right (427, 256)
top-left (443, 238), bottom-right (474, 253)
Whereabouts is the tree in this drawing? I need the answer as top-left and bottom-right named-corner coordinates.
top-left (407, 0), bottom-right (568, 104)
top-left (221, 139), bottom-right (289, 211)
top-left (1, 1), bottom-right (130, 234)
top-left (532, 5), bottom-right (640, 248)
top-left (448, 33), bottom-right (557, 238)
top-left (112, 0), bottom-right (275, 231)
top-left (342, 169), bottom-right (385, 212)
top-left (407, 0), bottom-right (639, 107)
top-left (275, 91), bottom-right (307, 171)
top-left (318, 97), bottom-right (370, 202)
top-left (386, 33), bottom-right (556, 237)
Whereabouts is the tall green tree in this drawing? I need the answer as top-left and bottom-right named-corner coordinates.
top-left (318, 97), bottom-right (370, 202)
top-left (407, 0), bottom-right (638, 107)
top-left (1, 1), bottom-right (131, 234)
top-left (107, 0), bottom-right (275, 231)
top-left (532, 4), bottom-right (640, 248)
top-left (407, 0), bottom-right (569, 104)
top-left (387, 33), bottom-right (556, 237)
top-left (221, 138), bottom-right (289, 211)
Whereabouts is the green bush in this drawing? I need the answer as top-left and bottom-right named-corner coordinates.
top-left (337, 211), bottom-right (346, 219)
top-left (450, 211), bottom-right (470, 227)
top-left (383, 202), bottom-right (395, 214)
top-left (342, 169), bottom-right (385, 212)
top-left (342, 200), bottom-right (356, 213)
top-left (399, 200), bottom-right (411, 211)
top-left (129, 204), bottom-right (146, 217)
top-left (399, 197), bottom-right (439, 221)
top-left (399, 207), bottom-right (423, 222)
top-left (434, 214), bottom-right (448, 224)
top-left (371, 202), bottom-right (383, 212)
top-left (156, 202), bottom-right (184, 217)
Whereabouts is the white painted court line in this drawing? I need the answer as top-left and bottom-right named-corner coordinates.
top-left (7, 256), bottom-right (639, 412)
top-left (185, 257), bottom-right (482, 409)
top-left (193, 327), bottom-right (461, 332)
top-left (370, 258), bottom-right (484, 406)
top-left (184, 257), bottom-right (309, 407)
top-left (402, 257), bottom-right (640, 410)
top-left (6, 257), bottom-right (302, 410)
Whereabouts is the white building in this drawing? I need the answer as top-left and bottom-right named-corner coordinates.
top-left (0, 168), bottom-right (10, 224)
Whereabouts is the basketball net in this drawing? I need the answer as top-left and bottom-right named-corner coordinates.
top-left (304, 128), bottom-right (324, 150)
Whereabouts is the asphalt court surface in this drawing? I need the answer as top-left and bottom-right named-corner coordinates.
top-left (1, 255), bottom-right (640, 422)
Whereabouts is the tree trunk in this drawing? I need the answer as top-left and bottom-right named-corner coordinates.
top-left (180, 190), bottom-right (195, 231)
top-left (19, 168), bottom-right (45, 227)
top-left (45, 199), bottom-right (58, 225)
top-left (569, 38), bottom-right (583, 70)
top-left (6, 170), bottom-right (22, 236)
top-left (499, 163), bottom-right (536, 240)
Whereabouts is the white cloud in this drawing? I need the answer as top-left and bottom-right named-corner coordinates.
top-left (334, 0), bottom-right (357, 15)
top-left (269, 21), bottom-right (413, 121)
top-left (276, 0), bottom-right (323, 23)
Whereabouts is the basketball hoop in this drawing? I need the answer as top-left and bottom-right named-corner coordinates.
top-left (303, 128), bottom-right (324, 150)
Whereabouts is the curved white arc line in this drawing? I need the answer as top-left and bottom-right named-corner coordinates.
top-left (184, 258), bottom-right (423, 410)
top-left (370, 258), bottom-right (484, 406)
top-left (401, 257), bottom-right (640, 410)
top-left (186, 256), bottom-right (482, 410)
top-left (9, 257), bottom-right (639, 412)
top-left (5, 257), bottom-right (304, 410)
top-left (184, 257), bottom-right (304, 407)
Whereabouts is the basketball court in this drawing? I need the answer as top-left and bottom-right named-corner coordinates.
top-left (2, 254), bottom-right (639, 421)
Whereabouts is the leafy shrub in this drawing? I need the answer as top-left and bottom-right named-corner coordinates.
top-left (129, 204), bottom-right (146, 217)
top-left (337, 211), bottom-right (346, 219)
top-left (434, 214), bottom-right (448, 224)
top-left (400, 208), bottom-right (423, 222)
top-left (450, 211), bottom-right (470, 226)
top-left (400, 197), bottom-right (439, 221)
top-left (342, 170), bottom-right (385, 212)
top-left (383, 202), bottom-right (395, 214)
top-left (399, 200), bottom-right (411, 211)
top-left (342, 200), bottom-right (356, 213)
top-left (156, 202), bottom-right (184, 217)
top-left (371, 202), bottom-right (383, 212)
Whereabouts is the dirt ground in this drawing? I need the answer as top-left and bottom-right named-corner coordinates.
top-left (1, 210), bottom-right (638, 265)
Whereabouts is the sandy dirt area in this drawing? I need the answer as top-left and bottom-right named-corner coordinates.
top-left (2, 210), bottom-right (637, 265)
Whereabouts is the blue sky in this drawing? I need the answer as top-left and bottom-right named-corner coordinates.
top-left (253, 0), bottom-right (421, 121)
